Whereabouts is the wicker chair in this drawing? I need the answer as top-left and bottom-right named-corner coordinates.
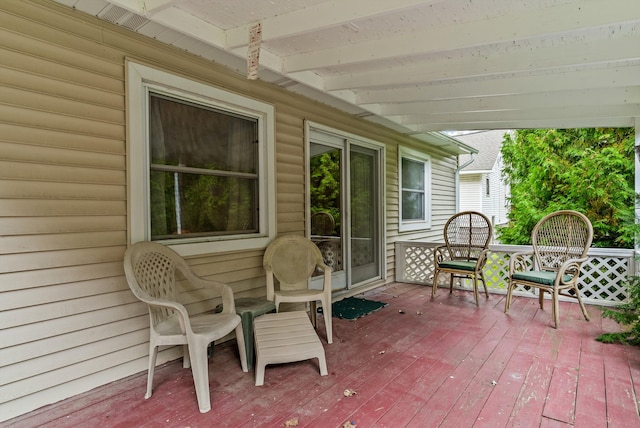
top-left (504, 210), bottom-right (593, 328)
top-left (311, 211), bottom-right (335, 236)
top-left (432, 211), bottom-right (493, 305)
top-left (123, 241), bottom-right (248, 413)
top-left (264, 235), bottom-right (333, 344)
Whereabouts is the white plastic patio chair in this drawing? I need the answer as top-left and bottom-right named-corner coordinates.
top-left (263, 235), bottom-right (333, 344)
top-left (123, 241), bottom-right (248, 413)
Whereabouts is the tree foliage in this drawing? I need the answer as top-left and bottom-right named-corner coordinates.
top-left (499, 128), bottom-right (637, 248)
top-left (597, 275), bottom-right (640, 345)
top-left (310, 149), bottom-right (341, 231)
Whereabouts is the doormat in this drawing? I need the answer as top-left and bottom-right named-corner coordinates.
top-left (331, 297), bottom-right (388, 320)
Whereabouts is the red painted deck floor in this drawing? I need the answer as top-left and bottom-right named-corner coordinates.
top-left (5, 282), bottom-right (640, 428)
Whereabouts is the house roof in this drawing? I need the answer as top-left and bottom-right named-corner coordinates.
top-left (457, 130), bottom-right (510, 173)
top-left (54, 0), bottom-right (640, 153)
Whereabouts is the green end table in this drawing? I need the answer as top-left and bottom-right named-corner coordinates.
top-left (216, 297), bottom-right (276, 369)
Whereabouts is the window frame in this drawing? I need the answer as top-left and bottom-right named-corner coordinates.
top-left (127, 61), bottom-right (276, 256)
top-left (398, 146), bottom-right (432, 232)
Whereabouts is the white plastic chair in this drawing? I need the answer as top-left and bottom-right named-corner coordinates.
top-left (263, 235), bottom-right (333, 344)
top-left (123, 241), bottom-right (248, 413)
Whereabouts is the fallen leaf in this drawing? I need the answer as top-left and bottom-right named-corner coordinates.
top-left (343, 388), bottom-right (357, 397)
top-left (416, 311), bottom-right (423, 315)
top-left (490, 380), bottom-right (497, 386)
top-left (284, 417), bottom-right (299, 427)
top-left (379, 350), bottom-right (385, 354)
top-left (398, 309), bottom-right (406, 314)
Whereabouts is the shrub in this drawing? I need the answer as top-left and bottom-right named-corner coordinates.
top-left (596, 275), bottom-right (640, 345)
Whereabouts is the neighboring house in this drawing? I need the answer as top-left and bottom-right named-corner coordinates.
top-left (456, 130), bottom-right (511, 229)
top-left (0, 1), bottom-right (474, 421)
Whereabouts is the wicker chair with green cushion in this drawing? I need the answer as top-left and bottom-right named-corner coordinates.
top-left (432, 211), bottom-right (493, 305)
top-left (504, 210), bottom-right (593, 328)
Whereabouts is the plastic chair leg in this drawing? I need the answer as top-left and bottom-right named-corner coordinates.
top-left (145, 343), bottom-right (158, 399)
top-left (322, 297), bottom-right (333, 344)
top-left (188, 341), bottom-right (211, 413)
top-left (235, 324), bottom-right (248, 372)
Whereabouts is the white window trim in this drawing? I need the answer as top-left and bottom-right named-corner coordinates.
top-left (398, 146), bottom-right (432, 232)
top-left (126, 61), bottom-right (276, 256)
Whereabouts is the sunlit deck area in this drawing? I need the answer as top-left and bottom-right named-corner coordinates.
top-left (6, 282), bottom-right (640, 428)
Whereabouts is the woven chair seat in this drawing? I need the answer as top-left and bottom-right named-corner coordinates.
top-left (438, 260), bottom-right (478, 271)
top-left (512, 271), bottom-right (573, 286)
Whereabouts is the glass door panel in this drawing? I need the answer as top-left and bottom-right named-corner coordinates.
top-left (309, 142), bottom-right (346, 290)
top-left (349, 145), bottom-right (381, 285)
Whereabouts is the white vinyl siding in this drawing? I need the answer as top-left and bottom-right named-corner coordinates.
top-left (459, 174), bottom-right (483, 212)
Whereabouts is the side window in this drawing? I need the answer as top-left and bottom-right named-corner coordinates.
top-left (399, 146), bottom-right (431, 231)
top-left (127, 62), bottom-right (275, 256)
top-left (485, 177), bottom-right (491, 196)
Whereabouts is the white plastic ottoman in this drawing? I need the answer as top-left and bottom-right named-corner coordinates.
top-left (253, 311), bottom-right (328, 386)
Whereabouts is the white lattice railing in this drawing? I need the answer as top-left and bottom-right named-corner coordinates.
top-left (395, 241), bottom-right (636, 306)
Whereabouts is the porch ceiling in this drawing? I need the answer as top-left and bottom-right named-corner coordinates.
top-left (56, 0), bottom-right (640, 141)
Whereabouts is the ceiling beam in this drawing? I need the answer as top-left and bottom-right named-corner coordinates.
top-left (356, 65), bottom-right (640, 103)
top-left (284, 0), bottom-right (640, 72)
top-left (141, 0), bottom-right (178, 14)
top-left (153, 7), bottom-right (226, 46)
top-left (324, 35), bottom-right (640, 91)
top-left (376, 87), bottom-right (640, 115)
top-left (225, 0), bottom-right (438, 48)
top-left (416, 117), bottom-right (636, 132)
top-left (398, 104), bottom-right (640, 126)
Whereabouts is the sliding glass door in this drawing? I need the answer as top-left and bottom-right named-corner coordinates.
top-left (308, 126), bottom-right (384, 290)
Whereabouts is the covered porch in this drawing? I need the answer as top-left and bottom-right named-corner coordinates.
top-left (7, 282), bottom-right (639, 427)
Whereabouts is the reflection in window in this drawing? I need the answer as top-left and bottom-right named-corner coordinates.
top-left (401, 157), bottom-right (425, 221)
top-left (399, 146), bottom-right (431, 231)
top-left (149, 94), bottom-right (258, 240)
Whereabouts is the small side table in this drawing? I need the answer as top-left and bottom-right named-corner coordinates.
top-left (216, 297), bottom-right (276, 369)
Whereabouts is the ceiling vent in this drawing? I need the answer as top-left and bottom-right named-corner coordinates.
top-left (97, 4), bottom-right (148, 31)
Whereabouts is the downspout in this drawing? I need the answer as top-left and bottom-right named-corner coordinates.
top-left (455, 153), bottom-right (476, 212)
top-left (635, 117), bottom-right (640, 275)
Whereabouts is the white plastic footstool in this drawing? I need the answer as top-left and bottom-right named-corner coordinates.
top-left (254, 311), bottom-right (328, 386)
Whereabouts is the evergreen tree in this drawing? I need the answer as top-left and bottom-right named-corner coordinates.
top-left (499, 128), bottom-right (637, 248)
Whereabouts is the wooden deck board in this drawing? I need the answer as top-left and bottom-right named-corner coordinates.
top-left (5, 282), bottom-right (640, 428)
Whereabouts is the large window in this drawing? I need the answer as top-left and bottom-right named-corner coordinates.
top-left (127, 62), bottom-right (275, 256)
top-left (399, 146), bottom-right (431, 231)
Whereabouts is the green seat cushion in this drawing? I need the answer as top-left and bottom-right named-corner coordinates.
top-left (438, 260), bottom-right (477, 271)
top-left (512, 270), bottom-right (573, 286)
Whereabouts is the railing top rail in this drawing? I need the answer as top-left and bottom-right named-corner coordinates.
top-left (397, 240), bottom-right (635, 257)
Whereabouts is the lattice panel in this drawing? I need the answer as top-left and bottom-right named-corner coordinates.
top-left (579, 256), bottom-right (629, 302)
top-left (396, 242), bottom-right (632, 305)
top-left (459, 251), bottom-right (535, 296)
top-left (400, 245), bottom-right (435, 283)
